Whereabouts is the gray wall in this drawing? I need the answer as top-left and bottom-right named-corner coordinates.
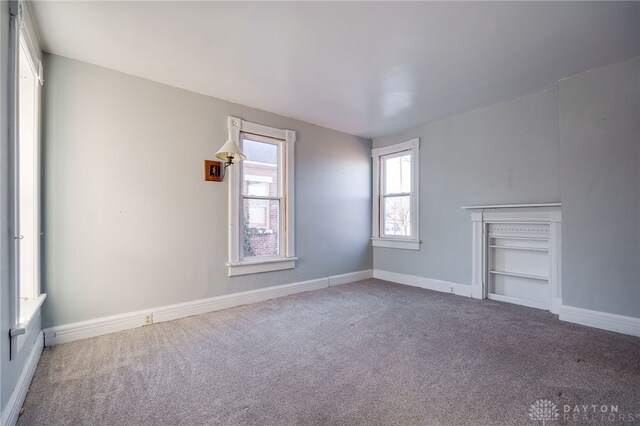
top-left (42, 54), bottom-right (372, 328)
top-left (38, 52), bottom-right (640, 328)
top-left (0, 1), bottom-right (44, 413)
top-left (373, 56), bottom-right (639, 318)
top-left (559, 57), bottom-right (640, 318)
top-left (373, 88), bottom-right (561, 286)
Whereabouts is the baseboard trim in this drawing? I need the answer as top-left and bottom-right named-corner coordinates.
top-left (329, 269), bottom-right (373, 286)
top-left (2, 331), bottom-right (43, 426)
top-left (487, 292), bottom-right (548, 311)
top-left (373, 270), bottom-right (638, 337)
top-left (151, 277), bottom-right (329, 324)
top-left (43, 270), bottom-right (372, 346)
top-left (43, 308), bottom-right (152, 346)
top-left (551, 297), bottom-right (563, 315)
top-left (373, 269), bottom-right (472, 298)
top-left (559, 305), bottom-right (640, 337)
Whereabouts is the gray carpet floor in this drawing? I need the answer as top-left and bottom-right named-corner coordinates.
top-left (19, 279), bottom-right (640, 425)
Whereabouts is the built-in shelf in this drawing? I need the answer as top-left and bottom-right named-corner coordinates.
top-left (489, 270), bottom-right (548, 281)
top-left (467, 204), bottom-right (561, 313)
top-left (489, 245), bottom-right (548, 252)
top-left (490, 235), bottom-right (549, 242)
top-left (461, 202), bottom-right (561, 210)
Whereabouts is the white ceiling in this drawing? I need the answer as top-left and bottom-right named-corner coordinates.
top-left (31, 1), bottom-right (640, 138)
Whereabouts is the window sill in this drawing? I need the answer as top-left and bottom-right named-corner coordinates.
top-left (371, 238), bottom-right (421, 251)
top-left (228, 257), bottom-right (297, 277)
top-left (11, 293), bottom-right (47, 337)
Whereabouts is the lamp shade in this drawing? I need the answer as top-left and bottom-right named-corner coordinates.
top-left (215, 140), bottom-right (246, 162)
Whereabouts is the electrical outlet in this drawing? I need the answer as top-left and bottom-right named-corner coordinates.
top-left (449, 285), bottom-right (455, 294)
top-left (144, 314), bottom-right (153, 325)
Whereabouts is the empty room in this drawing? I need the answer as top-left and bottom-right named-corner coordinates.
top-left (0, 1), bottom-right (639, 425)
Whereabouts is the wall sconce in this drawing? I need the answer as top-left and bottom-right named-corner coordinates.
top-left (205, 140), bottom-right (246, 182)
top-left (215, 139), bottom-right (246, 168)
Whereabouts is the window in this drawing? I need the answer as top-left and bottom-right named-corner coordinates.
top-left (242, 137), bottom-right (279, 255)
top-left (8, 2), bottom-right (46, 353)
top-left (372, 139), bottom-right (420, 250)
top-left (18, 33), bottom-right (40, 304)
top-left (227, 117), bottom-right (296, 276)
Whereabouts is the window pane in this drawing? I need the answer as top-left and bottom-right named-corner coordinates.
top-left (246, 181), bottom-right (269, 197)
top-left (242, 138), bottom-right (279, 197)
top-left (384, 154), bottom-right (411, 194)
top-left (384, 196), bottom-right (411, 236)
top-left (18, 41), bottom-right (38, 300)
top-left (243, 199), bottom-right (280, 258)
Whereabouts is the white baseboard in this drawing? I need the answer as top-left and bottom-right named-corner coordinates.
top-left (487, 292), bottom-right (548, 310)
top-left (373, 269), bottom-right (472, 298)
top-left (559, 305), bottom-right (640, 337)
top-left (329, 269), bottom-right (373, 286)
top-left (2, 331), bottom-right (43, 426)
top-left (41, 267), bottom-right (639, 346)
top-left (550, 297), bottom-right (562, 315)
top-left (44, 308), bottom-right (153, 346)
top-left (44, 270), bottom-right (372, 346)
top-left (372, 269), bottom-right (639, 337)
top-left (151, 277), bottom-right (328, 324)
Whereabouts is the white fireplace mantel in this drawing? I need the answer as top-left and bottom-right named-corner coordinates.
top-left (461, 202), bottom-right (561, 210)
top-left (463, 203), bottom-right (562, 314)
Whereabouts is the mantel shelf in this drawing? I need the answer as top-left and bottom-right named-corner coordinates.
top-left (461, 203), bottom-right (561, 210)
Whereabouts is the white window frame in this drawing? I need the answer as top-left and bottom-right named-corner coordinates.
top-left (371, 138), bottom-right (420, 250)
top-left (226, 117), bottom-right (296, 276)
top-left (8, 0), bottom-right (47, 358)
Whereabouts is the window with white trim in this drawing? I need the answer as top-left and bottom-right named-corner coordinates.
top-left (8, 1), bottom-right (47, 356)
top-left (372, 139), bottom-right (420, 250)
top-left (227, 117), bottom-right (296, 276)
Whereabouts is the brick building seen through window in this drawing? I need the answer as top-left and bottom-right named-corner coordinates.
top-left (241, 138), bottom-right (281, 258)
